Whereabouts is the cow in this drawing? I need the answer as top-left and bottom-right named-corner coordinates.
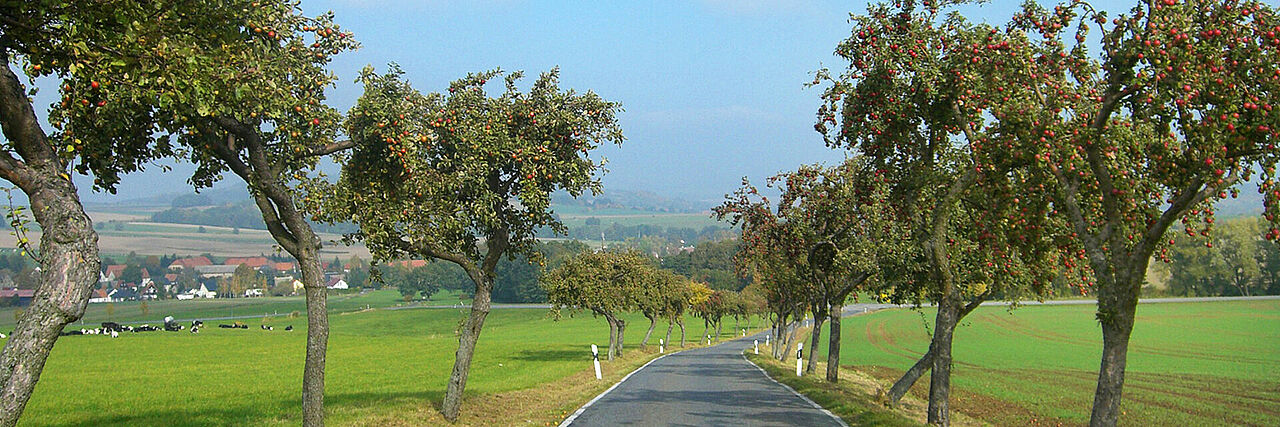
top-left (218, 324), bottom-right (235, 329)
top-left (284, 325), bottom-right (293, 331)
top-left (101, 322), bottom-right (122, 332)
top-left (192, 320), bottom-right (204, 328)
top-left (190, 325), bottom-right (200, 334)
top-left (110, 330), bottom-right (119, 338)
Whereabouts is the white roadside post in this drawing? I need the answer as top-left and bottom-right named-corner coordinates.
top-left (706, 334), bottom-right (711, 346)
top-left (765, 334), bottom-right (770, 346)
top-left (659, 338), bottom-right (665, 354)
top-left (754, 339), bottom-right (759, 355)
top-left (741, 329), bottom-right (745, 337)
top-left (591, 344), bottom-right (602, 380)
top-left (796, 342), bottom-right (803, 376)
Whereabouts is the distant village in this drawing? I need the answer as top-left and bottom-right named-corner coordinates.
top-left (89, 255), bottom-right (355, 303)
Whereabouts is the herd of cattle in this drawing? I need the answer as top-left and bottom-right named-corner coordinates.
top-left (53, 317), bottom-right (293, 338)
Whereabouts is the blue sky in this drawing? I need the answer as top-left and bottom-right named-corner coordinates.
top-left (74, 0), bottom-right (1027, 204)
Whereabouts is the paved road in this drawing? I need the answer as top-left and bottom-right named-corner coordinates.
top-left (562, 305), bottom-right (890, 427)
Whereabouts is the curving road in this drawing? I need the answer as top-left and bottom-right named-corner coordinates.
top-left (561, 304), bottom-right (891, 427)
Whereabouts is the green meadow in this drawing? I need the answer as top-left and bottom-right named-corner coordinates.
top-left (815, 299), bottom-right (1280, 426)
top-left (8, 306), bottom-right (750, 426)
top-left (0, 290), bottom-right (474, 330)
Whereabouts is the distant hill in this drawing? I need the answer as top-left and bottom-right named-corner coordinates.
top-left (551, 189), bottom-right (711, 213)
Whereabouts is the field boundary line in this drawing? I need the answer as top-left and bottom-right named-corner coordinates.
top-left (557, 347), bottom-right (688, 426)
top-left (741, 353), bottom-right (849, 427)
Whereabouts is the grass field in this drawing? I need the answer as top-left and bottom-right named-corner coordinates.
top-left (7, 306), bottom-right (751, 426)
top-left (811, 300), bottom-right (1280, 426)
top-left (0, 290), bottom-right (472, 330)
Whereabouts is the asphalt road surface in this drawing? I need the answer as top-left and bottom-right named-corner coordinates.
top-left (562, 304), bottom-right (891, 427)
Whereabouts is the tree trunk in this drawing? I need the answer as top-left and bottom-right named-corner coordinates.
top-left (640, 315), bottom-right (656, 348)
top-left (441, 278), bottom-right (493, 421)
top-left (887, 295), bottom-right (984, 405)
top-left (806, 310), bottom-right (826, 375)
top-left (296, 248), bottom-right (328, 427)
top-left (0, 180), bottom-right (100, 427)
top-left (664, 320), bottom-right (674, 348)
top-left (714, 318), bottom-right (722, 341)
top-left (927, 297), bottom-right (961, 426)
top-left (888, 347), bottom-right (935, 406)
top-left (605, 317), bottom-right (618, 361)
top-left (773, 322), bottom-right (793, 363)
top-left (678, 318), bottom-right (686, 347)
top-left (826, 304), bottom-right (842, 382)
top-left (1089, 278), bottom-right (1138, 427)
top-left (615, 317), bottom-right (626, 357)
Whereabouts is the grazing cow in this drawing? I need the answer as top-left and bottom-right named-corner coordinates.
top-left (101, 322), bottom-right (122, 332)
top-left (110, 330), bottom-right (119, 338)
top-left (218, 324), bottom-right (235, 329)
top-left (0, 332), bottom-right (6, 338)
top-left (192, 320), bottom-right (204, 328)
top-left (284, 325), bottom-right (293, 331)
top-left (190, 325), bottom-right (200, 334)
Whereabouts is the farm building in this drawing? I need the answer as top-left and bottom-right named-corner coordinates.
top-left (0, 287), bottom-right (34, 306)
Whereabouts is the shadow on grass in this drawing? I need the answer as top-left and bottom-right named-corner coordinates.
top-left (56, 391), bottom-right (446, 427)
top-left (511, 348), bottom-right (591, 362)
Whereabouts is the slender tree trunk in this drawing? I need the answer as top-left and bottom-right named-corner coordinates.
top-left (888, 347), bottom-right (935, 406)
top-left (781, 320), bottom-right (799, 363)
top-left (616, 318), bottom-right (626, 357)
top-left (806, 309), bottom-right (826, 375)
top-left (0, 179), bottom-right (100, 427)
top-left (675, 317), bottom-right (686, 347)
top-left (441, 277), bottom-right (493, 421)
top-left (605, 317), bottom-right (618, 361)
top-left (714, 318), bottom-right (722, 341)
top-left (826, 304), bottom-right (842, 382)
top-left (295, 248), bottom-right (327, 427)
top-left (1089, 276), bottom-right (1139, 427)
top-left (664, 320), bottom-right (674, 348)
top-left (640, 315), bottom-right (656, 348)
top-left (927, 297), bottom-right (961, 426)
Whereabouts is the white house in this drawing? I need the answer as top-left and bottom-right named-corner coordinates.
top-left (325, 277), bottom-right (348, 290)
top-left (88, 289), bottom-right (110, 303)
top-left (179, 281), bottom-right (218, 299)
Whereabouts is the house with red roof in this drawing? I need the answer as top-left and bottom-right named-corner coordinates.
top-left (169, 256), bottom-right (213, 270)
top-left (224, 256), bottom-right (271, 268)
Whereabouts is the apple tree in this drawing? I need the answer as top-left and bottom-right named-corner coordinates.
top-left (1000, 1), bottom-right (1280, 424)
top-left (814, 1), bottom-right (1071, 421)
top-left (312, 65), bottom-right (622, 421)
top-left (0, 2), bottom-right (343, 423)
top-left (542, 250), bottom-right (652, 361)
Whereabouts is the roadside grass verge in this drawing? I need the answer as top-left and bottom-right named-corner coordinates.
top-left (743, 349), bottom-right (923, 427)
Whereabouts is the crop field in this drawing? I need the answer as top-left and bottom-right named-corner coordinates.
top-left (815, 300), bottom-right (1280, 426)
top-left (0, 220), bottom-right (371, 259)
top-left (7, 307), bottom-right (743, 426)
top-left (0, 290), bottom-right (472, 331)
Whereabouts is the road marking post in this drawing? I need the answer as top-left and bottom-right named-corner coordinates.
top-left (592, 344), bottom-right (602, 380)
top-left (754, 339), bottom-right (759, 354)
top-left (706, 335), bottom-right (711, 345)
top-left (741, 329), bottom-right (745, 337)
top-left (766, 334), bottom-right (770, 346)
top-left (796, 342), bottom-right (803, 376)
top-left (659, 338), bottom-right (665, 354)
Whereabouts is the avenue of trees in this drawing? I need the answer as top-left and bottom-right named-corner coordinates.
top-left (3, 0), bottom-right (1279, 426)
top-left (542, 249), bottom-right (760, 360)
top-left (724, 1), bottom-right (1280, 426)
